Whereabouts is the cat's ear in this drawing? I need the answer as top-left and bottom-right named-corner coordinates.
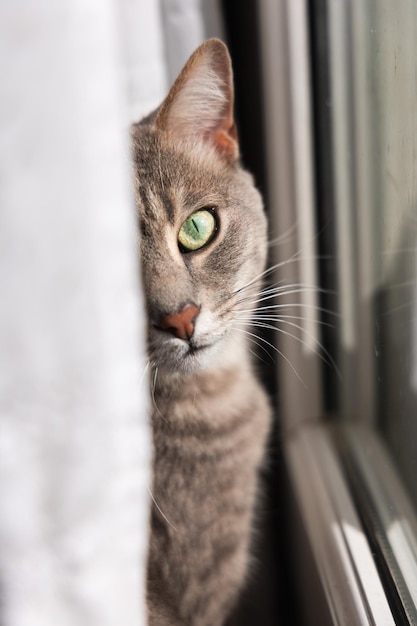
top-left (154, 39), bottom-right (239, 162)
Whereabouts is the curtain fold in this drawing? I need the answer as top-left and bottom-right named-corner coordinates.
top-left (118, 0), bottom-right (168, 122)
top-left (0, 2), bottom-right (151, 624)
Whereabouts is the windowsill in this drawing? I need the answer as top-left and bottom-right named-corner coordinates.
top-left (284, 420), bottom-right (395, 625)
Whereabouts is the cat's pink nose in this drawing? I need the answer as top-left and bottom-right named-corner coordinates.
top-left (159, 304), bottom-right (200, 340)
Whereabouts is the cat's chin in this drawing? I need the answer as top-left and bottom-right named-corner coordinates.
top-left (149, 338), bottom-right (221, 376)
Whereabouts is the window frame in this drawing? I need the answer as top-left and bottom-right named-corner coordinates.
top-left (257, 0), bottom-right (417, 623)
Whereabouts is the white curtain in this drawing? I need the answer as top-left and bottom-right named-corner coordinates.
top-left (0, 1), bottom-right (219, 624)
top-left (0, 2), bottom-right (151, 625)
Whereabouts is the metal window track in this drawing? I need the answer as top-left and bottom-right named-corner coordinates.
top-left (285, 421), bottom-right (395, 625)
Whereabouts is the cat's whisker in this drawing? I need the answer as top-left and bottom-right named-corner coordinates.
top-left (247, 344), bottom-right (267, 363)
top-left (239, 331), bottom-right (277, 364)
top-left (235, 320), bottom-right (334, 374)
top-left (234, 284), bottom-right (314, 308)
top-left (234, 258), bottom-right (302, 295)
top-left (263, 318), bottom-right (334, 332)
top-left (147, 487), bottom-right (179, 533)
top-left (239, 302), bottom-right (340, 317)
top-left (239, 312), bottom-right (336, 329)
top-left (243, 282), bottom-right (300, 301)
top-left (151, 366), bottom-right (170, 425)
top-left (235, 284), bottom-right (334, 309)
top-left (220, 283), bottom-right (334, 321)
top-left (233, 326), bottom-right (307, 387)
top-left (157, 146), bottom-right (165, 191)
top-left (235, 316), bottom-right (340, 377)
top-left (152, 365), bottom-right (158, 393)
top-left (234, 252), bottom-right (337, 298)
top-left (271, 316), bottom-right (339, 375)
top-left (258, 282), bottom-right (289, 293)
top-left (268, 219), bottom-right (299, 247)
top-left (232, 254), bottom-right (306, 297)
top-left (267, 206), bottom-right (338, 252)
top-left (257, 323), bottom-right (335, 371)
top-left (244, 281), bottom-right (332, 300)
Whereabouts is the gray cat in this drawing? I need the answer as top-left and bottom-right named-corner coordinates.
top-left (132, 39), bottom-right (271, 626)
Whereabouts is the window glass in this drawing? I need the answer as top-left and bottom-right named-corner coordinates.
top-left (313, 0), bottom-right (417, 504)
top-left (359, 1), bottom-right (416, 504)
top-left (369, 2), bottom-right (417, 504)
top-left (310, 0), bottom-right (417, 616)
top-left (309, 0), bottom-right (417, 612)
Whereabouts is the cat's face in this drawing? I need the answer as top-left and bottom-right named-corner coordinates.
top-left (132, 40), bottom-right (267, 375)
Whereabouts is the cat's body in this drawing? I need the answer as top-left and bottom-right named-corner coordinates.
top-left (132, 39), bottom-right (271, 626)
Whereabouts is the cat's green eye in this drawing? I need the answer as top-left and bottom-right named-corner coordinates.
top-left (178, 210), bottom-right (217, 252)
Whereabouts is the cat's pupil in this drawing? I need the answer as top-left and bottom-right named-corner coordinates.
top-left (178, 209), bottom-right (217, 252)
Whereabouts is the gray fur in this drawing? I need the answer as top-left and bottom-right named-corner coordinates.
top-left (132, 39), bottom-right (271, 626)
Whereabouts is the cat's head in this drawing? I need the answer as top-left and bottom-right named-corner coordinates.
top-left (132, 39), bottom-right (267, 375)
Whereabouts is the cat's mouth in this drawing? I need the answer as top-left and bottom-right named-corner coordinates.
top-left (149, 327), bottom-right (217, 373)
top-left (187, 342), bottom-right (210, 355)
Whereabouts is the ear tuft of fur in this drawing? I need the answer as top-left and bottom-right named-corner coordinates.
top-left (154, 39), bottom-right (239, 162)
